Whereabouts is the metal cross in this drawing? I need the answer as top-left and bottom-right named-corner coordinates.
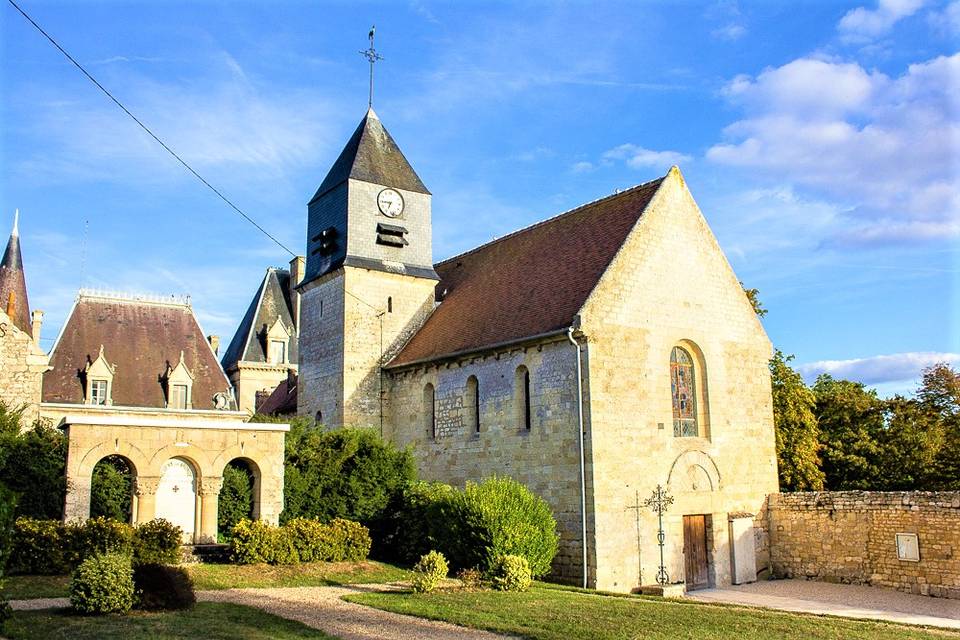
top-left (625, 490), bottom-right (644, 587)
top-left (644, 484), bottom-right (674, 585)
top-left (359, 25), bottom-right (384, 108)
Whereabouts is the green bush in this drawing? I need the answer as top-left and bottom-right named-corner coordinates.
top-left (490, 554), bottom-right (532, 592)
top-left (0, 483), bottom-right (17, 624)
top-left (228, 519), bottom-right (297, 565)
top-left (69, 553), bottom-right (135, 615)
top-left (232, 517), bottom-right (371, 565)
top-left (90, 456), bottom-right (133, 523)
top-left (218, 462), bottom-right (254, 538)
top-left (0, 415), bottom-right (68, 520)
top-left (285, 518), bottom-right (330, 563)
top-left (329, 518), bottom-right (371, 562)
top-left (132, 519), bottom-right (182, 565)
top-left (411, 550), bottom-right (448, 593)
top-left (8, 518), bottom-right (67, 574)
top-left (447, 477), bottom-right (558, 577)
top-left (379, 482), bottom-right (457, 564)
top-left (133, 563), bottom-right (195, 611)
top-left (70, 516), bottom-right (133, 565)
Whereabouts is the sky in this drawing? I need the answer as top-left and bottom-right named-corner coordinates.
top-left (1, 0), bottom-right (957, 397)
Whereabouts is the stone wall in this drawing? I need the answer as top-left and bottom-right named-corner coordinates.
top-left (0, 308), bottom-right (49, 425)
top-left (768, 491), bottom-right (960, 599)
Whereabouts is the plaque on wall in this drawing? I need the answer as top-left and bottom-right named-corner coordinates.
top-left (895, 532), bottom-right (920, 562)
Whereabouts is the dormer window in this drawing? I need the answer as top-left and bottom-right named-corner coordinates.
top-left (164, 351), bottom-right (194, 410)
top-left (84, 345), bottom-right (115, 406)
top-left (269, 339), bottom-right (286, 364)
top-left (266, 317), bottom-right (290, 366)
top-left (169, 383), bottom-right (189, 410)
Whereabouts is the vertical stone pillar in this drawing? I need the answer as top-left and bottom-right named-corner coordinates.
top-left (63, 474), bottom-right (92, 523)
top-left (133, 476), bottom-right (160, 525)
top-left (198, 476), bottom-right (223, 544)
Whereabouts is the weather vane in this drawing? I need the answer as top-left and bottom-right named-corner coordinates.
top-left (359, 25), bottom-right (384, 108)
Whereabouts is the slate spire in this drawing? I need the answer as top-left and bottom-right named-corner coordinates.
top-left (309, 109), bottom-right (429, 204)
top-left (0, 209), bottom-right (31, 335)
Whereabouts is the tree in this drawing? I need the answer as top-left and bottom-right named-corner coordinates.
top-left (90, 456), bottom-right (133, 522)
top-left (876, 396), bottom-right (944, 490)
top-left (741, 282), bottom-right (768, 317)
top-left (917, 363), bottom-right (960, 489)
top-left (218, 461), bottom-right (254, 538)
top-left (0, 404), bottom-right (67, 520)
top-left (769, 351), bottom-right (824, 491)
top-left (813, 375), bottom-right (885, 490)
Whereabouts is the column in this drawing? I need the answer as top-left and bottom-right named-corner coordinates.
top-left (133, 476), bottom-right (160, 525)
top-left (198, 476), bottom-right (223, 544)
top-left (63, 474), bottom-right (92, 524)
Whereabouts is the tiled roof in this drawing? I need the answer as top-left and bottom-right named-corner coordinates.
top-left (388, 177), bottom-right (666, 367)
top-left (221, 268), bottom-right (298, 371)
top-left (0, 212), bottom-right (31, 336)
top-left (42, 292), bottom-right (232, 409)
top-left (309, 108), bottom-right (429, 203)
top-left (257, 374), bottom-right (297, 417)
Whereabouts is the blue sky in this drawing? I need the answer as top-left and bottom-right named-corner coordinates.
top-left (1, 0), bottom-right (957, 396)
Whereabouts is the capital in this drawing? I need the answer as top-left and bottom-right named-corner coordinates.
top-left (199, 476), bottom-right (224, 496)
top-left (133, 476), bottom-right (160, 496)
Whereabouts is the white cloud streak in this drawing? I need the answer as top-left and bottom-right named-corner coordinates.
top-left (798, 351), bottom-right (959, 385)
top-left (602, 144), bottom-right (692, 170)
top-left (838, 0), bottom-right (926, 41)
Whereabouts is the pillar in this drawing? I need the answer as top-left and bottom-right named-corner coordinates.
top-left (198, 476), bottom-right (223, 544)
top-left (133, 476), bottom-right (160, 525)
top-left (63, 474), bottom-right (92, 523)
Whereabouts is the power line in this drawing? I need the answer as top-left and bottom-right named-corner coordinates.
top-left (6, 0), bottom-right (296, 257)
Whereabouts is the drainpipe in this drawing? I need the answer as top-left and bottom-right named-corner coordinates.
top-left (567, 326), bottom-right (588, 589)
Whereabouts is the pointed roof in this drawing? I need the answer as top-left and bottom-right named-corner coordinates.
top-left (309, 108), bottom-right (429, 203)
top-left (0, 210), bottom-right (31, 335)
top-left (388, 175), bottom-right (668, 368)
top-left (221, 267), bottom-right (298, 371)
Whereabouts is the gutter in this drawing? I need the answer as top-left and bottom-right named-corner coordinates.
top-left (567, 326), bottom-right (588, 589)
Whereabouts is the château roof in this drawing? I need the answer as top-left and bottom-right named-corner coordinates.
top-left (388, 176), bottom-right (667, 368)
top-left (0, 211), bottom-right (31, 335)
top-left (257, 373), bottom-right (298, 417)
top-left (42, 291), bottom-right (232, 409)
top-left (220, 267), bottom-right (298, 371)
top-left (309, 108), bottom-right (429, 203)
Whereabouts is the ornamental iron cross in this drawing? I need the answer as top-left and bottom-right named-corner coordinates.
top-left (644, 484), bottom-right (674, 585)
top-left (359, 25), bottom-right (384, 108)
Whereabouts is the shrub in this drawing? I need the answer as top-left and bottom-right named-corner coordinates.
top-left (0, 483), bottom-right (17, 624)
top-left (379, 482), bottom-right (457, 564)
top-left (0, 411), bottom-right (68, 521)
top-left (133, 563), bottom-right (195, 611)
top-left (447, 477), bottom-right (558, 577)
top-left (90, 456), bottom-right (133, 523)
top-left (70, 553), bottom-right (135, 614)
top-left (8, 518), bottom-right (67, 574)
top-left (132, 519), bottom-right (182, 566)
top-left (229, 519), bottom-right (298, 565)
top-left (490, 554), bottom-right (532, 592)
top-left (456, 567), bottom-right (484, 591)
top-left (329, 518), bottom-right (371, 562)
top-left (285, 518), bottom-right (330, 563)
top-left (411, 550), bottom-right (448, 593)
top-left (218, 462), bottom-right (254, 538)
top-left (70, 516), bottom-right (133, 565)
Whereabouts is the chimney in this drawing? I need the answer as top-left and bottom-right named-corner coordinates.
top-left (287, 367), bottom-right (297, 388)
top-left (31, 310), bottom-right (43, 346)
top-left (288, 255), bottom-right (305, 330)
top-left (5, 291), bottom-right (14, 319)
top-left (207, 334), bottom-right (220, 356)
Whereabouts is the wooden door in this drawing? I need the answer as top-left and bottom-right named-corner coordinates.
top-left (683, 515), bottom-right (709, 590)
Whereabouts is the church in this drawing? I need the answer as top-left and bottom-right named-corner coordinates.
top-left (2, 102), bottom-right (778, 593)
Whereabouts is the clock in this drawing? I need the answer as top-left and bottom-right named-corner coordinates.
top-left (377, 188), bottom-right (404, 218)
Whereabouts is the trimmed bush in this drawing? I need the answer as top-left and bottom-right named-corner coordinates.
top-left (70, 553), bottom-right (135, 614)
top-left (8, 518), bottom-right (67, 575)
top-left (285, 517), bottom-right (330, 563)
top-left (133, 563), bottom-right (195, 611)
top-left (71, 516), bottom-right (133, 564)
top-left (132, 519), bottom-right (182, 566)
top-left (380, 481), bottom-right (457, 564)
top-left (329, 518), bottom-right (372, 562)
top-left (411, 550), bottom-right (448, 593)
top-left (456, 567), bottom-right (484, 591)
top-left (490, 554), bottom-right (532, 592)
top-left (229, 519), bottom-right (277, 564)
top-left (233, 517), bottom-right (371, 565)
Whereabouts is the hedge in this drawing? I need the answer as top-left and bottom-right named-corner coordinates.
top-left (69, 553), bottom-right (135, 615)
top-left (229, 517), bottom-right (370, 565)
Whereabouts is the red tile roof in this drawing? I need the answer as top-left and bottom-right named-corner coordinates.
top-left (388, 177), bottom-right (665, 367)
top-left (42, 293), bottom-right (232, 409)
top-left (257, 374), bottom-right (297, 417)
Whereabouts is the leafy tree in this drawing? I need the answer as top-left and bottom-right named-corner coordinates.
top-left (769, 351), bottom-right (824, 491)
top-left (740, 282), bottom-right (768, 317)
top-left (0, 404), bottom-right (67, 519)
top-left (90, 456), bottom-right (133, 522)
top-left (813, 375), bottom-right (885, 490)
top-left (875, 396), bottom-right (944, 490)
top-left (218, 461), bottom-right (254, 538)
top-left (917, 363), bottom-right (960, 489)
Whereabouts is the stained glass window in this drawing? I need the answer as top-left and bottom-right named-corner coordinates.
top-left (671, 347), bottom-right (698, 437)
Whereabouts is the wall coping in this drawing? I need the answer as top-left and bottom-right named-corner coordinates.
top-left (54, 412), bottom-right (290, 432)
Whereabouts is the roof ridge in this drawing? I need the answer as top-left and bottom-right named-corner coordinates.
top-left (435, 174), bottom-right (667, 268)
top-left (77, 289), bottom-right (192, 308)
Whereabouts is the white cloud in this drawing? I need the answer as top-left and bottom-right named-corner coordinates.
top-left (708, 53), bottom-right (960, 246)
top-left (571, 161), bottom-right (595, 174)
top-left (798, 351), bottom-right (959, 385)
top-left (712, 23), bottom-right (747, 41)
top-left (928, 1), bottom-right (960, 35)
top-left (602, 144), bottom-right (692, 170)
top-left (838, 0), bottom-right (926, 41)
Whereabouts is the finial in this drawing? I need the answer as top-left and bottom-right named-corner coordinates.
top-left (359, 25), bottom-right (384, 108)
top-left (11, 209), bottom-right (19, 237)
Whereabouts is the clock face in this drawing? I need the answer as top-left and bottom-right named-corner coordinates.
top-left (377, 188), bottom-right (404, 218)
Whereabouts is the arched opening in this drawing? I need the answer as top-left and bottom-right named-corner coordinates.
top-left (156, 457), bottom-right (198, 543)
top-left (90, 455), bottom-right (135, 523)
top-left (670, 342), bottom-right (710, 438)
top-left (218, 458), bottom-right (261, 541)
top-left (424, 383), bottom-right (436, 439)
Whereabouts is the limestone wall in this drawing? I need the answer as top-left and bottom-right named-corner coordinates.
top-left (768, 491), bottom-right (960, 599)
top-left (0, 309), bottom-right (49, 425)
top-left (385, 337), bottom-right (589, 583)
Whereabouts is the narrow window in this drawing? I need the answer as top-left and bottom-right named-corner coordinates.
top-left (270, 339), bottom-right (286, 364)
top-left (671, 347), bottom-right (698, 437)
top-left (466, 376), bottom-right (480, 435)
top-left (387, 296), bottom-right (393, 313)
top-left (319, 299), bottom-right (324, 318)
top-left (90, 379), bottom-right (108, 406)
top-left (424, 383), bottom-right (436, 440)
top-left (515, 365), bottom-right (532, 431)
top-left (170, 383), bottom-right (189, 410)
top-left (315, 410), bottom-right (322, 424)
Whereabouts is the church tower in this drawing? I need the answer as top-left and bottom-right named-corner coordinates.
top-left (297, 108), bottom-right (438, 429)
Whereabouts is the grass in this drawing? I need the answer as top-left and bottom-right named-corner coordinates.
top-left (345, 583), bottom-right (958, 640)
top-left (1, 560), bottom-right (410, 599)
top-left (1, 602), bottom-right (334, 639)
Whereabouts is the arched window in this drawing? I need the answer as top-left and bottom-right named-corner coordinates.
top-left (315, 410), bottom-right (322, 424)
top-left (424, 383), bottom-right (436, 439)
top-left (466, 376), bottom-right (480, 436)
top-left (515, 365), bottom-right (532, 431)
top-left (387, 296), bottom-right (393, 313)
top-left (671, 346), bottom-right (698, 437)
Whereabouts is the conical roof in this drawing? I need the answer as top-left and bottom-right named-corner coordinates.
top-left (309, 108), bottom-right (429, 204)
top-left (0, 211), bottom-right (31, 335)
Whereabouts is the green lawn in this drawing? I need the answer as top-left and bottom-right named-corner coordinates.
top-left (345, 584), bottom-right (957, 640)
top-left (1, 602), bottom-right (333, 640)
top-left (1, 561), bottom-right (410, 600)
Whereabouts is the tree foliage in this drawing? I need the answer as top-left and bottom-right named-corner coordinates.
top-left (813, 374), bottom-right (885, 490)
top-left (0, 406), bottom-right (67, 520)
top-left (740, 282), bottom-right (768, 317)
top-left (769, 351), bottom-right (824, 491)
top-left (218, 462), bottom-right (255, 538)
top-left (90, 456), bottom-right (133, 522)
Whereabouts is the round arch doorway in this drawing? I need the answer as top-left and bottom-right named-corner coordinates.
top-left (156, 457), bottom-right (198, 543)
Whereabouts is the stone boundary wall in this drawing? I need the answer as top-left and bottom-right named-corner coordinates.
top-left (768, 491), bottom-right (960, 599)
